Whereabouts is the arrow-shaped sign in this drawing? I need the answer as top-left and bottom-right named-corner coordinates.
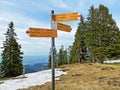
top-left (53, 12), bottom-right (81, 22)
top-left (26, 28), bottom-right (57, 37)
top-left (57, 23), bottom-right (72, 32)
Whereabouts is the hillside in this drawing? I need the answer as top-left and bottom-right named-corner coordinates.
top-left (21, 63), bottom-right (120, 90)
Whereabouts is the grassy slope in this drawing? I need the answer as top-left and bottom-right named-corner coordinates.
top-left (20, 63), bottom-right (120, 90)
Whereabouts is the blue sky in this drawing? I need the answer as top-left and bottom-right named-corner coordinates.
top-left (0, 0), bottom-right (120, 56)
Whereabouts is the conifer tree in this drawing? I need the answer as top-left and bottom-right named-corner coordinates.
top-left (98, 5), bottom-right (120, 61)
top-left (86, 5), bottom-right (100, 62)
top-left (56, 45), bottom-right (68, 65)
top-left (86, 4), bottom-right (120, 62)
top-left (48, 48), bottom-right (57, 68)
top-left (1, 22), bottom-right (23, 77)
top-left (70, 17), bottom-right (87, 63)
top-left (67, 46), bottom-right (72, 64)
top-left (48, 52), bottom-right (51, 69)
top-left (58, 45), bottom-right (64, 65)
top-left (63, 48), bottom-right (68, 64)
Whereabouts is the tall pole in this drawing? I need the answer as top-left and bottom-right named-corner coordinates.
top-left (51, 10), bottom-right (55, 90)
top-left (23, 65), bottom-right (25, 77)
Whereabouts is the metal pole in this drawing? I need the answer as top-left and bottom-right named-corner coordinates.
top-left (51, 10), bottom-right (55, 90)
top-left (23, 65), bottom-right (25, 77)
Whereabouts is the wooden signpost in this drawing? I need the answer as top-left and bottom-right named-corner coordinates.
top-left (26, 10), bottom-right (81, 90)
top-left (26, 28), bottom-right (57, 37)
top-left (57, 23), bottom-right (72, 32)
top-left (53, 12), bottom-right (80, 22)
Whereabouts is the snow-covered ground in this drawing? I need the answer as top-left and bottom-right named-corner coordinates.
top-left (0, 69), bottom-right (66, 90)
top-left (104, 60), bottom-right (120, 63)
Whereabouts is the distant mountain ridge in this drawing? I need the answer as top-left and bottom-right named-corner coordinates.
top-left (0, 56), bottom-right (48, 74)
top-left (25, 62), bottom-right (48, 74)
top-left (0, 56), bottom-right (48, 65)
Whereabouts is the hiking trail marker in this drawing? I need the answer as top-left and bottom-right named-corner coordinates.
top-left (26, 28), bottom-right (57, 37)
top-left (26, 10), bottom-right (81, 90)
top-left (53, 12), bottom-right (81, 22)
top-left (57, 23), bottom-right (72, 32)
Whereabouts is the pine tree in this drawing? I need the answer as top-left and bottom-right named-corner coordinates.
top-left (67, 46), bottom-right (72, 64)
top-left (86, 4), bottom-right (120, 63)
top-left (1, 22), bottom-right (23, 77)
top-left (86, 5), bottom-right (101, 62)
top-left (48, 52), bottom-right (51, 69)
top-left (48, 48), bottom-right (57, 68)
top-left (56, 45), bottom-right (68, 65)
top-left (97, 5), bottom-right (119, 61)
top-left (63, 48), bottom-right (68, 64)
top-left (58, 45), bottom-right (64, 65)
top-left (115, 30), bottom-right (120, 59)
top-left (70, 17), bottom-right (87, 63)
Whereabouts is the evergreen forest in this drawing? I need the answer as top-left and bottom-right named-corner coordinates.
top-left (48, 4), bottom-right (120, 67)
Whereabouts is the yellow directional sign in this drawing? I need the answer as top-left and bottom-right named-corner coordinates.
top-left (53, 12), bottom-right (79, 22)
top-left (57, 23), bottom-right (71, 32)
top-left (28, 28), bottom-right (57, 37)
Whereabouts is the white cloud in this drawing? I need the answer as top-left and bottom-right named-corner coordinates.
top-left (55, 23), bottom-right (77, 51)
top-left (57, 0), bottom-right (69, 9)
top-left (0, 12), bottom-right (50, 28)
top-left (59, 0), bottom-right (67, 7)
top-left (0, 1), bottom-right (16, 6)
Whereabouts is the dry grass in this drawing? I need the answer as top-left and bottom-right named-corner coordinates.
top-left (20, 63), bottom-right (120, 90)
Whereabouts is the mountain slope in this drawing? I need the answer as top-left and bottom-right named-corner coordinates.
top-left (21, 63), bottom-right (120, 90)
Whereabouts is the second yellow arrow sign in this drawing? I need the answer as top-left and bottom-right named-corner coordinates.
top-left (27, 28), bottom-right (57, 37)
top-left (57, 23), bottom-right (72, 32)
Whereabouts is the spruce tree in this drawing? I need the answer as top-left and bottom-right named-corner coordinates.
top-left (58, 45), bottom-right (64, 65)
top-left (63, 48), bottom-right (68, 64)
top-left (70, 17), bottom-right (87, 63)
top-left (86, 5), bottom-right (101, 62)
top-left (48, 52), bottom-right (51, 69)
top-left (97, 5), bottom-right (120, 61)
top-left (56, 45), bottom-right (68, 65)
top-left (86, 4), bottom-right (120, 63)
top-left (1, 22), bottom-right (23, 77)
top-left (48, 48), bottom-right (57, 68)
top-left (67, 46), bottom-right (72, 64)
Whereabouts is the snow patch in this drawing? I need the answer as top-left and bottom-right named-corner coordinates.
top-left (0, 69), bottom-right (66, 90)
top-left (104, 60), bottom-right (120, 63)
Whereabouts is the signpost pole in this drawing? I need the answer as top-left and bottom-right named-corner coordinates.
top-left (26, 11), bottom-right (81, 90)
top-left (51, 10), bottom-right (55, 90)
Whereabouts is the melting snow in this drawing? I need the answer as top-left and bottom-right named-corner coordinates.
top-left (0, 69), bottom-right (66, 90)
top-left (104, 60), bottom-right (120, 63)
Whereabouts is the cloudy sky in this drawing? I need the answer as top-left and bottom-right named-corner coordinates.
top-left (0, 0), bottom-right (120, 56)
